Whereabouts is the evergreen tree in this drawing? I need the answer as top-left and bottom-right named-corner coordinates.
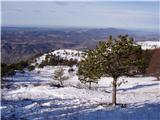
top-left (78, 50), bottom-right (102, 89)
top-left (1, 63), bottom-right (8, 77)
top-left (1, 63), bottom-right (15, 79)
top-left (28, 65), bottom-right (35, 71)
top-left (78, 35), bottom-right (145, 105)
top-left (97, 35), bottom-right (145, 105)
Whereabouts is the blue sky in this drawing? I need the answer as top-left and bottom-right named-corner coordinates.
top-left (2, 1), bottom-right (159, 31)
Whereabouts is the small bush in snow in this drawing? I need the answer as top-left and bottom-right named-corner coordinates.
top-left (28, 65), bottom-right (35, 71)
top-left (116, 79), bottom-right (128, 87)
top-left (76, 82), bottom-right (86, 89)
top-left (78, 75), bottom-right (98, 89)
top-left (53, 67), bottom-right (68, 86)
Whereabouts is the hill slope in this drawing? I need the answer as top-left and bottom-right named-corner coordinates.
top-left (31, 41), bottom-right (160, 66)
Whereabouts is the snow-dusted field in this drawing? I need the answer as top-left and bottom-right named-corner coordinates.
top-left (1, 66), bottom-right (160, 120)
top-left (137, 41), bottom-right (160, 50)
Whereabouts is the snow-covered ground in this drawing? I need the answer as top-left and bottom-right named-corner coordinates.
top-left (137, 41), bottom-right (160, 50)
top-left (2, 41), bottom-right (160, 119)
top-left (1, 66), bottom-right (160, 120)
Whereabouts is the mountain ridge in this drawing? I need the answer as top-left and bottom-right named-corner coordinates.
top-left (2, 27), bottom-right (159, 64)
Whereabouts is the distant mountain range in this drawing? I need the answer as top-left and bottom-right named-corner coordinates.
top-left (1, 26), bottom-right (159, 64)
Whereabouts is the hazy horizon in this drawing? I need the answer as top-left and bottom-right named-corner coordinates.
top-left (2, 1), bottom-right (159, 31)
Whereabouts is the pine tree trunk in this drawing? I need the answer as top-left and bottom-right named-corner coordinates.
top-left (157, 75), bottom-right (160, 81)
top-left (89, 82), bottom-right (91, 89)
top-left (156, 72), bottom-right (160, 81)
top-left (112, 78), bottom-right (117, 106)
top-left (59, 77), bottom-right (63, 86)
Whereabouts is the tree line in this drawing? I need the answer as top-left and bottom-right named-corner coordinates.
top-left (1, 61), bottom-right (35, 78)
top-left (38, 54), bottom-right (78, 68)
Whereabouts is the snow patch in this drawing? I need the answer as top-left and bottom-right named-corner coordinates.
top-left (137, 41), bottom-right (160, 50)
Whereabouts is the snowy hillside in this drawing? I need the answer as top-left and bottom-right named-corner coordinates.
top-left (137, 41), bottom-right (160, 50)
top-left (33, 41), bottom-right (160, 66)
top-left (34, 49), bottom-right (84, 65)
top-left (1, 65), bottom-right (160, 120)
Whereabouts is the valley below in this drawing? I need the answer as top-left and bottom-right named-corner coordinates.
top-left (1, 27), bottom-right (159, 63)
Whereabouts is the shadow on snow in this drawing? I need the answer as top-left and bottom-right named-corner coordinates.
top-left (1, 98), bottom-right (160, 120)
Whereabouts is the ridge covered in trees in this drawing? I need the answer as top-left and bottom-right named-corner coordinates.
top-left (38, 54), bottom-right (78, 68)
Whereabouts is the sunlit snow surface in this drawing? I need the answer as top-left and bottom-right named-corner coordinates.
top-left (1, 65), bottom-right (160, 120)
top-left (137, 41), bottom-right (160, 50)
top-left (34, 49), bottom-right (83, 65)
top-left (1, 42), bottom-right (160, 120)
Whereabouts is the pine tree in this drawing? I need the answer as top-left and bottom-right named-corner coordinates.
top-left (78, 35), bottom-right (145, 105)
top-left (78, 50), bottom-right (102, 89)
